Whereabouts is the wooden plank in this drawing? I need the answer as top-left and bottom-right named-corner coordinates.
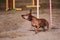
top-left (16, 8), bottom-right (22, 10)
top-left (26, 0), bottom-right (40, 8)
top-left (13, 0), bottom-right (22, 10)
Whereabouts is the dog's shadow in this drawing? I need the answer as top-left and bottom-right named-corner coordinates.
top-left (29, 30), bottom-right (45, 32)
top-left (51, 27), bottom-right (59, 29)
top-left (29, 27), bottom-right (60, 32)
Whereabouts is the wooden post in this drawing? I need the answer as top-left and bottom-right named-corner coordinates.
top-left (50, 0), bottom-right (53, 27)
top-left (32, 0), bottom-right (35, 5)
top-left (13, 0), bottom-right (15, 9)
top-left (6, 0), bottom-right (8, 11)
top-left (37, 0), bottom-right (40, 18)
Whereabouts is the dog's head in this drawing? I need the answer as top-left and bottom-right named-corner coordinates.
top-left (21, 9), bottom-right (32, 21)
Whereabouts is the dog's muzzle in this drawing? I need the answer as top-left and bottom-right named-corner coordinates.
top-left (21, 15), bottom-right (25, 19)
top-left (21, 15), bottom-right (24, 17)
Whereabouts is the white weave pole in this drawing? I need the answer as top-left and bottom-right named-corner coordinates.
top-left (37, 0), bottom-right (40, 18)
top-left (50, 0), bottom-right (53, 27)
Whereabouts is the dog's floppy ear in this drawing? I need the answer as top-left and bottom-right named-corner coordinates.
top-left (30, 9), bottom-right (32, 14)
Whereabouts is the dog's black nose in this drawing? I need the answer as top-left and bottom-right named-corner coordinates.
top-left (21, 15), bottom-right (24, 17)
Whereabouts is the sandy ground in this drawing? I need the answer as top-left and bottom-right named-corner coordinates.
top-left (0, 9), bottom-right (60, 40)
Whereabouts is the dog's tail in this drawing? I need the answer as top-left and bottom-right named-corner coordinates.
top-left (30, 9), bottom-right (32, 14)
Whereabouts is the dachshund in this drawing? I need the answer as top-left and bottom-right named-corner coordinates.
top-left (21, 9), bottom-right (49, 34)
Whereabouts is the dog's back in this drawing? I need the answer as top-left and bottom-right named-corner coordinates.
top-left (38, 19), bottom-right (49, 29)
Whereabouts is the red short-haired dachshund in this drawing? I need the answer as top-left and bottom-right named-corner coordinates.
top-left (21, 9), bottom-right (49, 34)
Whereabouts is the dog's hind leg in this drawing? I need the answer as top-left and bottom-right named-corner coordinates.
top-left (46, 22), bottom-right (49, 31)
top-left (42, 26), bottom-right (46, 31)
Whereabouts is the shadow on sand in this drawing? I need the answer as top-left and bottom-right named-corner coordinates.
top-left (29, 29), bottom-right (47, 32)
top-left (51, 27), bottom-right (60, 29)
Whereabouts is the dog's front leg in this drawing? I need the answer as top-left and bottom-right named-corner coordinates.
top-left (34, 27), bottom-right (37, 34)
top-left (34, 26), bottom-right (39, 34)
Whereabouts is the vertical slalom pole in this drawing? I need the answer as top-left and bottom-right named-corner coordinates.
top-left (37, 0), bottom-right (40, 18)
top-left (50, 0), bottom-right (53, 27)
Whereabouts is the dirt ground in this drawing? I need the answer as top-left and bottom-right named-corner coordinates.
top-left (0, 9), bottom-right (60, 40)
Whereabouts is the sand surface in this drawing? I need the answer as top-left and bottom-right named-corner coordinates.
top-left (0, 9), bottom-right (60, 40)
